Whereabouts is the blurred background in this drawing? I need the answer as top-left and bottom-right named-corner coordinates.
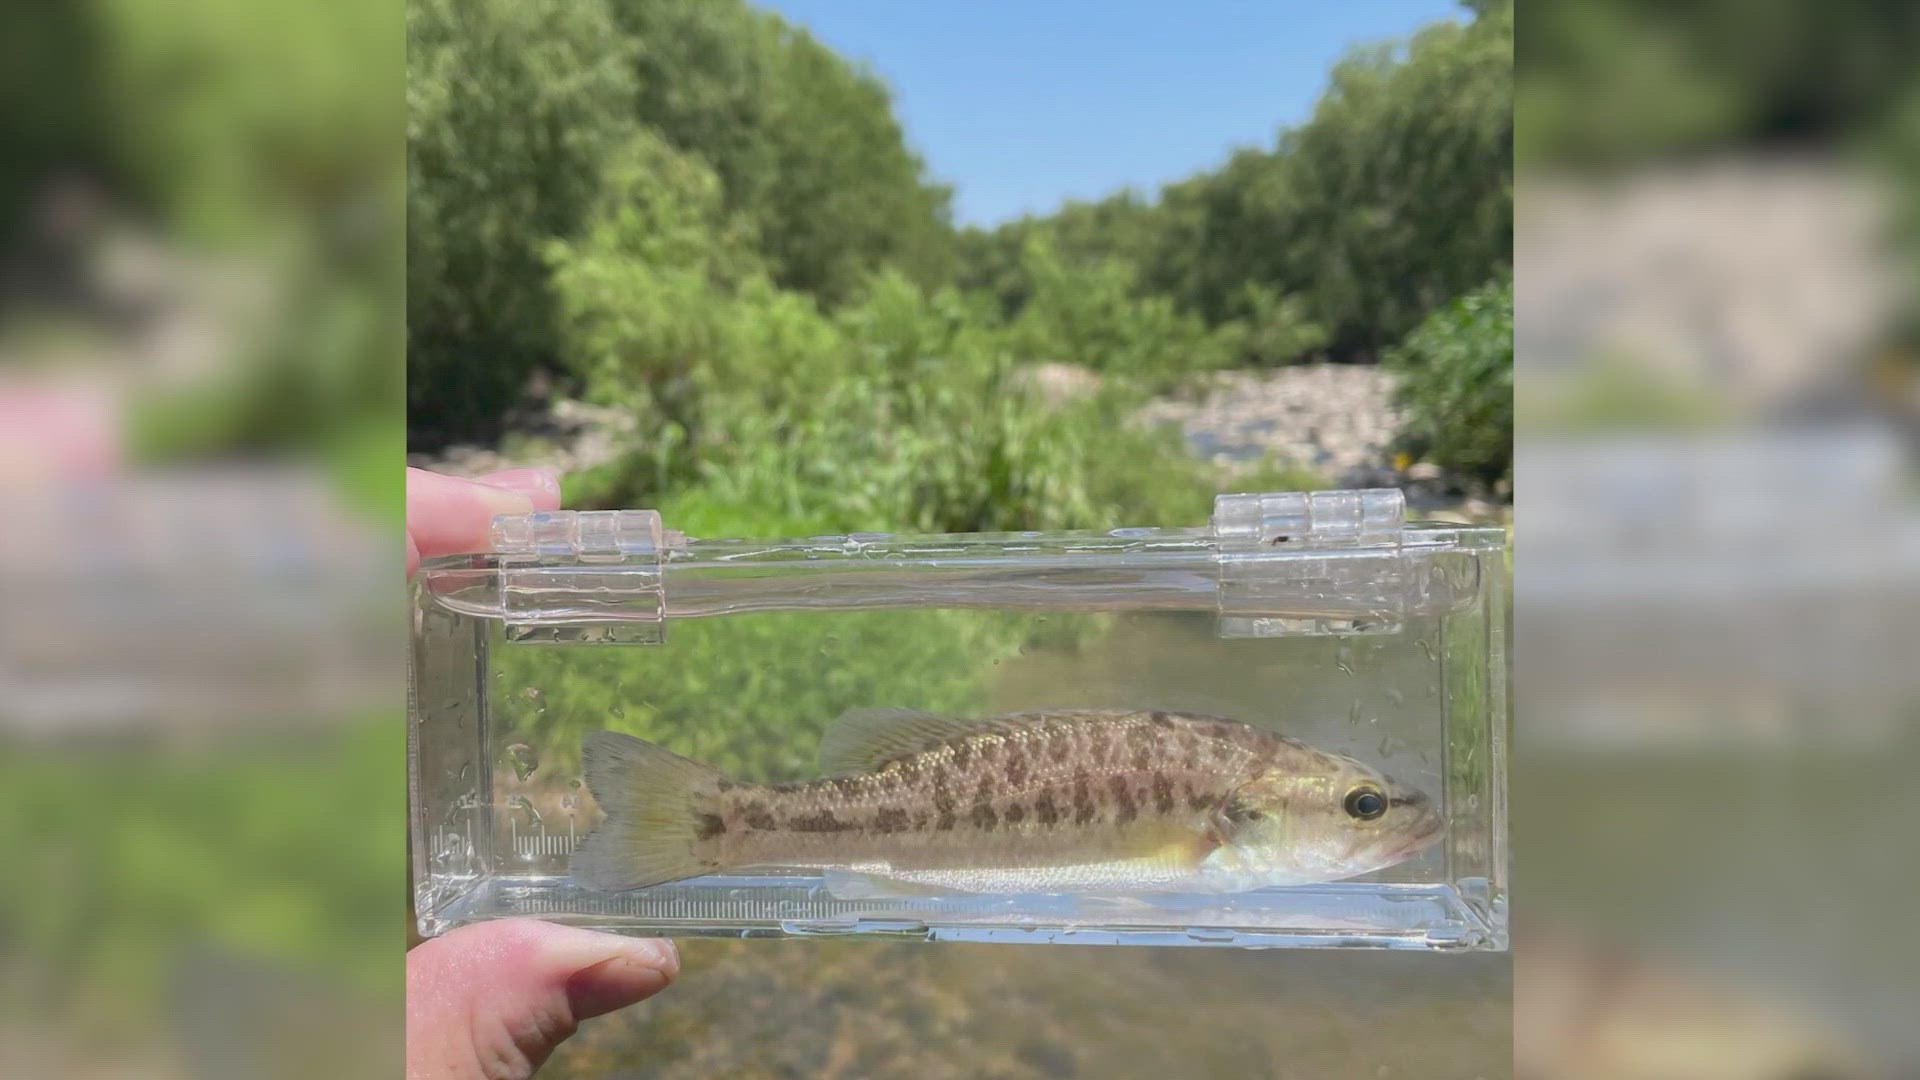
top-left (403, 0), bottom-right (1512, 1076)
top-left (0, 0), bottom-right (402, 1076)
top-left (1516, 1), bottom-right (1920, 1078)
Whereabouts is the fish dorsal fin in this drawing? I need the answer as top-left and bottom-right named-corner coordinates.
top-left (819, 708), bottom-right (1006, 775)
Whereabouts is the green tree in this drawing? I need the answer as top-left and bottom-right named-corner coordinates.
top-left (1006, 236), bottom-right (1224, 384)
top-left (608, 0), bottom-right (956, 306)
top-left (1174, 7), bottom-right (1511, 354)
top-left (406, 0), bottom-right (636, 442)
top-left (1387, 279), bottom-right (1512, 486)
top-left (955, 2), bottom-right (1511, 364)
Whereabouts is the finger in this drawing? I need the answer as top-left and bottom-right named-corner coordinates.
top-left (406, 919), bottom-right (677, 1080)
top-left (406, 468), bottom-right (535, 561)
top-left (472, 468), bottom-right (564, 512)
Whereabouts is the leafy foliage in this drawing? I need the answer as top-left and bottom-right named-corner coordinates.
top-left (954, 3), bottom-right (1511, 364)
top-left (406, 0), bottom-right (1513, 446)
top-left (406, 0), bottom-right (957, 445)
top-left (406, 0), bottom-right (638, 439)
top-left (608, 0), bottom-right (956, 305)
top-left (1004, 237), bottom-right (1227, 387)
top-left (1387, 280), bottom-right (1513, 486)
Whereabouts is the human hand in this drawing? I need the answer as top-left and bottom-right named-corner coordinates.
top-left (406, 467), bottom-right (564, 577)
top-left (406, 466), bottom-right (679, 1079)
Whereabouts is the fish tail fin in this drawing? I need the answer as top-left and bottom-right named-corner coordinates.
top-left (571, 730), bottom-right (729, 891)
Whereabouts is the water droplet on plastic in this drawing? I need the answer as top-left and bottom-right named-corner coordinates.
top-left (569, 778), bottom-right (582, 790)
top-left (506, 743), bottom-right (538, 781)
top-left (1387, 688), bottom-right (1406, 708)
top-left (1417, 639), bottom-right (1436, 662)
top-left (1347, 701), bottom-right (1364, 725)
top-left (610, 703), bottom-right (626, 719)
top-left (1336, 659), bottom-right (1354, 677)
top-left (507, 794), bottom-right (544, 829)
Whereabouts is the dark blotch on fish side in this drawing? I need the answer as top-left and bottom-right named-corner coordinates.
top-left (1184, 782), bottom-right (1212, 812)
top-left (1034, 793), bottom-right (1060, 826)
top-left (1177, 731), bottom-right (1200, 770)
top-left (830, 776), bottom-right (860, 797)
top-left (715, 779), bottom-right (737, 793)
top-left (1131, 745), bottom-right (1152, 771)
top-left (1151, 772), bottom-right (1176, 815)
top-left (1048, 728), bottom-right (1070, 764)
top-left (1109, 775), bottom-right (1137, 825)
top-left (695, 813), bottom-right (727, 840)
top-left (950, 741), bottom-right (971, 769)
top-left (1072, 772), bottom-right (1096, 825)
top-left (742, 804), bottom-right (777, 831)
top-left (969, 773), bottom-right (998, 831)
top-left (789, 810), bottom-right (853, 834)
top-left (1150, 711), bottom-right (1173, 728)
top-left (873, 807), bottom-right (911, 834)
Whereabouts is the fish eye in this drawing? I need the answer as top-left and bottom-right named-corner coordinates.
top-left (1344, 787), bottom-right (1386, 821)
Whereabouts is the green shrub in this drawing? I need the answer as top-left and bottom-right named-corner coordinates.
top-left (1210, 283), bottom-right (1330, 366)
top-left (1386, 280), bottom-right (1512, 487)
top-left (1006, 237), bottom-right (1228, 389)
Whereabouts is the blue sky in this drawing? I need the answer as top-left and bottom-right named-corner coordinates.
top-left (759, 0), bottom-right (1469, 227)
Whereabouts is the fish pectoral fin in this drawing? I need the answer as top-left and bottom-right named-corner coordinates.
top-left (819, 870), bottom-right (951, 901)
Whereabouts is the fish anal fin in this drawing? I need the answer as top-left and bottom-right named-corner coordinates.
top-left (819, 870), bottom-right (950, 901)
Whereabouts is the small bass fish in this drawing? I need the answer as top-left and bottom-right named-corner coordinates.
top-left (572, 708), bottom-right (1443, 896)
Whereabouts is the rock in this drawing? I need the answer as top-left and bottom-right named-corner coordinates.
top-left (1135, 364), bottom-right (1408, 488)
top-left (1008, 362), bottom-right (1104, 407)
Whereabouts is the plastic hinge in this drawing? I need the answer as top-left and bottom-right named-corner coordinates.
top-left (1211, 490), bottom-right (1409, 638)
top-left (491, 510), bottom-right (667, 644)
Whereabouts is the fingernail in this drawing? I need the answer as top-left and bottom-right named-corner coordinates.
top-left (565, 945), bottom-right (678, 1020)
top-left (476, 467), bottom-right (562, 503)
top-left (473, 483), bottom-right (536, 517)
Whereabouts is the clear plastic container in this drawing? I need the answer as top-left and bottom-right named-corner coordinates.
top-left (409, 489), bottom-right (1508, 950)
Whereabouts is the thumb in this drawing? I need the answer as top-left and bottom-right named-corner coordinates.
top-left (407, 919), bottom-right (678, 1079)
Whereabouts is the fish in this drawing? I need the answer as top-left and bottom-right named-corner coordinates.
top-left (570, 708), bottom-right (1444, 896)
